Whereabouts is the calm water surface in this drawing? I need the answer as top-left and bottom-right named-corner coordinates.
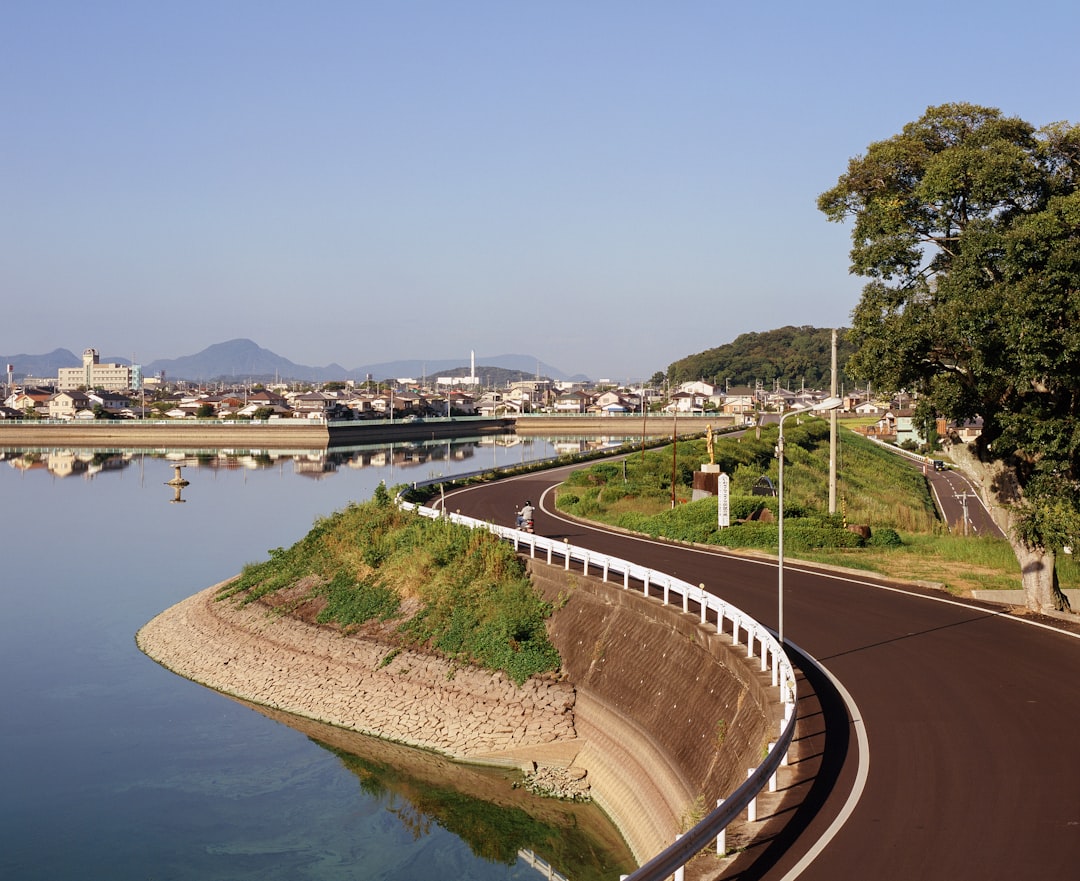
top-left (0, 437), bottom-right (633, 880)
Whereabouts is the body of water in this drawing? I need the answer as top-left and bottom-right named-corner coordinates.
top-left (0, 437), bottom-right (633, 880)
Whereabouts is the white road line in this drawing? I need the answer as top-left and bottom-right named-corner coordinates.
top-left (775, 643), bottom-right (870, 881)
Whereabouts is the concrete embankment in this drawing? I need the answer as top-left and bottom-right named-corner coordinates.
top-left (0, 417), bottom-right (513, 449)
top-left (0, 420), bottom-right (330, 448)
top-left (137, 559), bottom-right (775, 865)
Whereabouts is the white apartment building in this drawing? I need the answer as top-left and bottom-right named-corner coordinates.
top-left (57, 348), bottom-right (136, 391)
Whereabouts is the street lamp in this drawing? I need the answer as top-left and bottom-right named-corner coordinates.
top-left (777, 396), bottom-right (843, 646)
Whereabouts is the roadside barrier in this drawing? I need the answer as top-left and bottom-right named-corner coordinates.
top-left (398, 496), bottom-right (798, 881)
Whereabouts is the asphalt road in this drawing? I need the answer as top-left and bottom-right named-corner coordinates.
top-left (441, 465), bottom-right (1080, 880)
top-left (925, 463), bottom-right (1005, 537)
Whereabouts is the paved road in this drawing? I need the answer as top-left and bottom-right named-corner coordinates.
top-left (925, 463), bottom-right (1005, 537)
top-left (442, 466), bottom-right (1080, 880)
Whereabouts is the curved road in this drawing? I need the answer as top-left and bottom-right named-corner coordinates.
top-left (441, 465), bottom-right (1080, 880)
top-left (927, 464), bottom-right (1004, 537)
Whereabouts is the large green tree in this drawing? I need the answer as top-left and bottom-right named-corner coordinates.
top-left (819, 102), bottom-right (1080, 613)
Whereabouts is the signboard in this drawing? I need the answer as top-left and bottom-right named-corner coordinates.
top-left (717, 472), bottom-right (730, 528)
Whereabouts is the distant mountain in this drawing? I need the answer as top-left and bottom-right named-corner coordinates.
top-left (143, 339), bottom-right (333, 383)
top-left (2, 348), bottom-right (80, 380)
top-left (142, 340), bottom-right (585, 383)
top-left (3, 348), bottom-right (137, 380)
top-left (1, 338), bottom-right (584, 384)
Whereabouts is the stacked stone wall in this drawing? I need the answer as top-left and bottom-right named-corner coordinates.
top-left (137, 582), bottom-right (577, 757)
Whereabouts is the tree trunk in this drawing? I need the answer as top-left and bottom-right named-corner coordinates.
top-left (1012, 543), bottom-right (1064, 613)
top-left (949, 443), bottom-right (1071, 614)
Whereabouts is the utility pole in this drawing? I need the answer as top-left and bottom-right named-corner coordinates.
top-left (829, 328), bottom-right (839, 515)
top-left (671, 405), bottom-right (678, 508)
top-left (955, 492), bottom-right (975, 535)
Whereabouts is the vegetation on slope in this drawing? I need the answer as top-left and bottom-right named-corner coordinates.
top-left (553, 422), bottom-right (1080, 594)
top-left (219, 483), bottom-right (560, 684)
top-left (665, 325), bottom-right (858, 389)
top-left (557, 421), bottom-right (927, 551)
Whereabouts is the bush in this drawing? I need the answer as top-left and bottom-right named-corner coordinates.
top-left (868, 527), bottom-right (903, 547)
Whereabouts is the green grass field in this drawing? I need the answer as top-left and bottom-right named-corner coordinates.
top-left (555, 424), bottom-right (1079, 595)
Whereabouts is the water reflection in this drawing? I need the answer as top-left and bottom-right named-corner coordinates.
top-left (0, 434), bottom-right (626, 487)
top-left (242, 703), bottom-right (634, 881)
top-left (0, 434), bottom-right (635, 880)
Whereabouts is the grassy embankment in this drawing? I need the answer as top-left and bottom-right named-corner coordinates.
top-left (218, 484), bottom-right (560, 684)
top-left (555, 421), bottom-right (1080, 596)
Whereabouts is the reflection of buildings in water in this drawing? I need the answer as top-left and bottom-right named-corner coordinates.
top-left (6, 453), bottom-right (47, 473)
top-left (292, 455), bottom-right (339, 479)
top-left (38, 450), bottom-right (132, 479)
top-left (48, 451), bottom-right (82, 477)
top-left (478, 435), bottom-right (525, 448)
top-left (0, 435), bottom-right (530, 482)
top-left (337, 440), bottom-right (480, 472)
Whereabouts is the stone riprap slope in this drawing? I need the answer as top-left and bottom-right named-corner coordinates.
top-left (137, 580), bottom-right (577, 758)
top-left (138, 560), bottom-right (777, 867)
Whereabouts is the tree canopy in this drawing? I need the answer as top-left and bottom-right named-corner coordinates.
top-left (819, 102), bottom-right (1080, 612)
top-left (666, 325), bottom-right (857, 389)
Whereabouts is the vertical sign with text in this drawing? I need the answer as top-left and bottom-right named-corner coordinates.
top-left (718, 472), bottom-right (730, 528)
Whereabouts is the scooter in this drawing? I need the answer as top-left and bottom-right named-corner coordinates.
top-left (516, 512), bottom-right (535, 534)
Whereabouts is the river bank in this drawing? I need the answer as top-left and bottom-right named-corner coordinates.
top-left (0, 416), bottom-right (513, 449)
top-left (0, 412), bottom-right (723, 450)
top-left (137, 559), bottom-right (778, 872)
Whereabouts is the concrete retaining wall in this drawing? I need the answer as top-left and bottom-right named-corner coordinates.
top-left (0, 420), bottom-right (330, 448)
top-left (529, 562), bottom-right (776, 861)
top-left (0, 418), bottom-right (514, 450)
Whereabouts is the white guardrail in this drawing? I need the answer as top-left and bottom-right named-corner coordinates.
top-left (398, 495), bottom-right (798, 881)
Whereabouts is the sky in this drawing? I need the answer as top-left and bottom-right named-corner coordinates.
top-left (4, 1), bottom-right (1079, 381)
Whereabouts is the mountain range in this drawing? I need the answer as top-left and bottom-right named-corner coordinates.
top-left (2, 339), bottom-right (586, 384)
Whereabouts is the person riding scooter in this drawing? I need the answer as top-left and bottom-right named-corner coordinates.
top-left (516, 500), bottom-right (535, 532)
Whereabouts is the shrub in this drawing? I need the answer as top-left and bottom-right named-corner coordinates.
top-left (868, 527), bottom-right (903, 547)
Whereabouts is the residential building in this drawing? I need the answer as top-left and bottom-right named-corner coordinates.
top-left (6, 388), bottom-right (53, 415)
top-left (57, 348), bottom-right (137, 391)
top-left (593, 390), bottom-right (632, 413)
top-left (554, 390), bottom-right (592, 413)
top-left (48, 390), bottom-right (92, 420)
top-left (87, 391), bottom-right (132, 414)
top-left (721, 385), bottom-right (758, 415)
top-left (678, 380), bottom-right (717, 397)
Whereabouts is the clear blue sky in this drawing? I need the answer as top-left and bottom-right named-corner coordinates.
top-left (4, 1), bottom-right (1078, 380)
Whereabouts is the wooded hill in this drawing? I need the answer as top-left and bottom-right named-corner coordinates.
top-left (665, 325), bottom-right (858, 389)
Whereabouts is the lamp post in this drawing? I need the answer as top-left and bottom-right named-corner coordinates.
top-left (777, 396), bottom-right (843, 646)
